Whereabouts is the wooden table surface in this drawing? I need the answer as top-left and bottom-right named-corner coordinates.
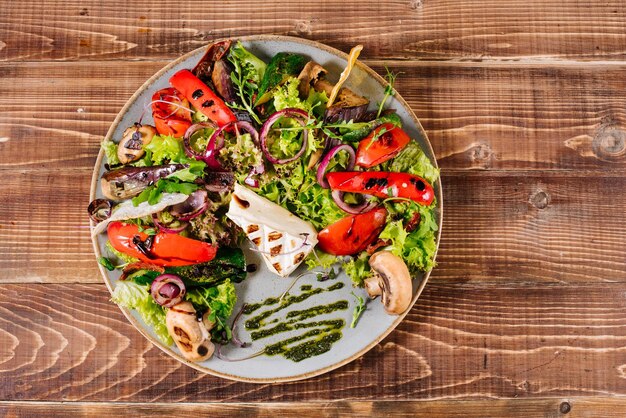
top-left (1, 0), bottom-right (626, 416)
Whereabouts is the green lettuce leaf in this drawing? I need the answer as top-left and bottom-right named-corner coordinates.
top-left (186, 280), bottom-right (237, 342)
top-left (101, 139), bottom-right (120, 166)
top-left (342, 252), bottom-right (371, 287)
top-left (111, 281), bottom-right (172, 345)
top-left (132, 178), bottom-right (199, 206)
top-left (382, 140), bottom-right (439, 185)
top-left (144, 135), bottom-right (184, 165)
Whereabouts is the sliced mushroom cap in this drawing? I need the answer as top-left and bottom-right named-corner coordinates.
top-left (165, 301), bottom-right (215, 362)
top-left (117, 125), bottom-right (156, 165)
top-left (364, 251), bottom-right (412, 315)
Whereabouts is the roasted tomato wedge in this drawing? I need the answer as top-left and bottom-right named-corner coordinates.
top-left (356, 123), bottom-right (410, 168)
top-left (326, 171), bottom-right (434, 206)
top-left (107, 221), bottom-right (217, 266)
top-left (169, 69), bottom-right (237, 127)
top-left (317, 208), bottom-right (387, 256)
top-left (151, 88), bottom-right (193, 137)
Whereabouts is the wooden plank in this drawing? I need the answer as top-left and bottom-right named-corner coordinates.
top-left (3, 398), bottom-right (626, 417)
top-left (1, 0), bottom-right (625, 62)
top-left (1, 170), bottom-right (625, 284)
top-left (1, 61), bottom-right (626, 172)
top-left (0, 282), bottom-right (624, 401)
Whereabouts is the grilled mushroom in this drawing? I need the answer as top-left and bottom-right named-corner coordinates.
top-left (117, 125), bottom-right (156, 164)
top-left (364, 251), bottom-right (412, 315)
top-left (165, 301), bottom-right (215, 362)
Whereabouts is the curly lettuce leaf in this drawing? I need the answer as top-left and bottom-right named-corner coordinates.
top-left (273, 77), bottom-right (328, 117)
top-left (230, 41), bottom-right (266, 85)
top-left (144, 135), bottom-right (184, 165)
top-left (383, 140), bottom-right (439, 185)
top-left (101, 139), bottom-right (120, 166)
top-left (342, 252), bottom-right (371, 287)
top-left (111, 281), bottom-right (172, 345)
top-left (186, 280), bottom-right (237, 342)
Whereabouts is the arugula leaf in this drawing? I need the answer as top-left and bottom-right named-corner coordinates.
top-left (377, 67), bottom-right (398, 118)
top-left (350, 291), bottom-right (367, 328)
top-left (132, 178), bottom-right (199, 206)
top-left (186, 280), bottom-right (237, 343)
top-left (166, 159), bottom-right (207, 182)
top-left (228, 42), bottom-right (266, 124)
top-left (111, 281), bottom-right (172, 344)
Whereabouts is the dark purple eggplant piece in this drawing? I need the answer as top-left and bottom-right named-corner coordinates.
top-left (195, 171), bottom-right (235, 193)
top-left (192, 40), bottom-right (232, 85)
top-left (101, 164), bottom-right (187, 201)
top-left (212, 59), bottom-right (237, 103)
top-left (297, 61), bottom-right (328, 98)
top-left (324, 103), bottom-right (369, 123)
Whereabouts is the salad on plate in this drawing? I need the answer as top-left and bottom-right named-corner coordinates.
top-left (88, 39), bottom-right (439, 365)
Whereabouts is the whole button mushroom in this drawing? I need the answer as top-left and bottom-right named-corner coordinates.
top-left (364, 251), bottom-right (412, 315)
top-left (165, 301), bottom-right (215, 362)
top-left (117, 125), bottom-right (157, 165)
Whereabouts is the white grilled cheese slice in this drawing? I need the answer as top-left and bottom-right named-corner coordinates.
top-left (226, 183), bottom-right (318, 277)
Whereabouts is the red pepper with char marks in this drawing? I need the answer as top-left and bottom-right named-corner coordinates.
top-left (107, 221), bottom-right (217, 267)
top-left (326, 171), bottom-right (434, 206)
top-left (169, 69), bottom-right (237, 127)
top-left (317, 207), bottom-right (388, 256)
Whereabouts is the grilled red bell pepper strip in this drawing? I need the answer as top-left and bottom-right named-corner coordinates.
top-left (355, 123), bottom-right (410, 168)
top-left (169, 69), bottom-right (237, 127)
top-left (326, 171), bottom-right (434, 206)
top-left (151, 87), bottom-right (193, 138)
top-left (317, 207), bottom-right (388, 256)
top-left (107, 221), bottom-right (217, 267)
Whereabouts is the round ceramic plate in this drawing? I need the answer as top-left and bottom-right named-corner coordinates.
top-left (90, 35), bottom-right (442, 383)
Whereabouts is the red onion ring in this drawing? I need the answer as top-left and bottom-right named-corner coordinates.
top-left (150, 274), bottom-right (186, 307)
top-left (151, 212), bottom-right (189, 234)
top-left (87, 199), bottom-right (112, 223)
top-left (183, 122), bottom-right (220, 169)
top-left (260, 108), bottom-right (310, 164)
top-left (331, 189), bottom-right (378, 214)
top-left (169, 190), bottom-right (209, 221)
top-left (316, 144), bottom-right (356, 189)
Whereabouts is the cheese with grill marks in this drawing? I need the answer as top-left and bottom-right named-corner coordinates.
top-left (226, 184), bottom-right (318, 277)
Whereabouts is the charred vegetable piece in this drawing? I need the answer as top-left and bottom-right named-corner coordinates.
top-left (356, 123), bottom-right (411, 168)
top-left (151, 88), bottom-right (192, 138)
top-left (341, 112), bottom-right (401, 142)
top-left (326, 171), bottom-right (435, 206)
top-left (107, 221), bottom-right (217, 266)
top-left (101, 164), bottom-right (187, 201)
top-left (317, 208), bottom-right (388, 256)
top-left (192, 40), bottom-right (232, 84)
top-left (169, 69), bottom-right (237, 127)
top-left (117, 125), bottom-right (157, 164)
top-left (255, 52), bottom-right (308, 105)
top-left (166, 247), bottom-right (247, 288)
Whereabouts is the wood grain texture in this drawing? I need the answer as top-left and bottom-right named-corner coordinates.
top-left (0, 283), bottom-right (624, 401)
top-left (2, 171), bottom-right (626, 284)
top-left (3, 398), bottom-right (626, 417)
top-left (1, 0), bottom-right (625, 62)
top-left (1, 61), bottom-right (626, 172)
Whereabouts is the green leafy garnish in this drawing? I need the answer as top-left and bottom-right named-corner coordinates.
top-left (186, 280), bottom-right (237, 343)
top-left (350, 291), bottom-right (367, 328)
top-left (132, 178), bottom-right (199, 206)
top-left (144, 135), bottom-right (184, 165)
top-left (111, 281), bottom-right (172, 344)
top-left (101, 139), bottom-right (120, 166)
top-left (342, 252), bottom-right (371, 287)
top-left (228, 42), bottom-right (266, 124)
top-left (255, 52), bottom-right (307, 105)
top-left (377, 67), bottom-right (398, 118)
top-left (98, 256), bottom-right (115, 271)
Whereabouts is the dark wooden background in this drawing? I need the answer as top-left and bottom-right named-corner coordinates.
top-left (1, 0), bottom-right (626, 416)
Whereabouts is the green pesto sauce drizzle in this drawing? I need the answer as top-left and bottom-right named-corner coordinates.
top-left (243, 281), bottom-right (347, 362)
